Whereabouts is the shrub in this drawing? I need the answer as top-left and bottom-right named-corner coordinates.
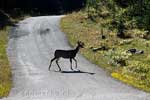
top-left (104, 49), bottom-right (132, 66)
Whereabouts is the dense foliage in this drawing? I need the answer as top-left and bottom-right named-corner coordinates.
top-left (86, 0), bottom-right (150, 34)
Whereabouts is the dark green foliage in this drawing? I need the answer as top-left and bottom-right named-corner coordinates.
top-left (117, 20), bottom-right (126, 38)
top-left (113, 0), bottom-right (138, 8)
top-left (85, 0), bottom-right (150, 37)
top-left (0, 10), bottom-right (12, 29)
top-left (0, 0), bottom-right (86, 15)
top-left (86, 0), bottom-right (100, 20)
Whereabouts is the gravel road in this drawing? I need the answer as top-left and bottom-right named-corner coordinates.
top-left (5, 16), bottom-right (149, 100)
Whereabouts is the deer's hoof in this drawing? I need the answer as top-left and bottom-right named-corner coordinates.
top-left (59, 70), bottom-right (62, 72)
top-left (54, 70), bottom-right (62, 72)
top-left (48, 68), bottom-right (51, 71)
top-left (76, 69), bottom-right (80, 72)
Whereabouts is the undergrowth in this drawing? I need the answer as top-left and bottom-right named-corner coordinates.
top-left (60, 11), bottom-right (150, 92)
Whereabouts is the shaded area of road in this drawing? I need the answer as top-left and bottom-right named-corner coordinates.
top-left (6, 16), bottom-right (149, 100)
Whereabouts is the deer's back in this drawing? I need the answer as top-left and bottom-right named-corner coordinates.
top-left (54, 50), bottom-right (76, 58)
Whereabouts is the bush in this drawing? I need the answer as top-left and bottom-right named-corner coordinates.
top-left (104, 49), bottom-right (131, 66)
top-left (85, 0), bottom-right (150, 35)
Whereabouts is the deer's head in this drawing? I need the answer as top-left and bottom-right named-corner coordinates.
top-left (77, 41), bottom-right (84, 48)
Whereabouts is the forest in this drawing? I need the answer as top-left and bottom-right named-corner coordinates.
top-left (0, 0), bottom-right (85, 14)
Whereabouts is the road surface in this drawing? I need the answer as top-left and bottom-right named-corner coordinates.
top-left (6, 16), bottom-right (149, 100)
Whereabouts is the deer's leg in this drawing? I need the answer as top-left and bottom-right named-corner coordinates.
top-left (49, 57), bottom-right (56, 71)
top-left (73, 58), bottom-right (77, 69)
top-left (56, 58), bottom-right (62, 71)
top-left (70, 58), bottom-right (74, 71)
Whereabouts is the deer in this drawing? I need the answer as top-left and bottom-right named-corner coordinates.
top-left (48, 41), bottom-right (84, 72)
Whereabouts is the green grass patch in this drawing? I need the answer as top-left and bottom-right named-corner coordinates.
top-left (0, 27), bottom-right (12, 97)
top-left (60, 11), bottom-right (150, 92)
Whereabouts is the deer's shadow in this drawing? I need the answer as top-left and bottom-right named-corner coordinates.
top-left (59, 70), bottom-right (95, 75)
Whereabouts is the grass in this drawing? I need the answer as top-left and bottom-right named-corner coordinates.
top-left (0, 27), bottom-right (12, 97)
top-left (0, 12), bottom-right (30, 98)
top-left (60, 11), bottom-right (150, 92)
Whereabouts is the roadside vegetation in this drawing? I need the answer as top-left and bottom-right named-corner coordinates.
top-left (0, 27), bottom-right (12, 97)
top-left (61, 0), bottom-right (150, 92)
top-left (0, 10), bottom-right (30, 97)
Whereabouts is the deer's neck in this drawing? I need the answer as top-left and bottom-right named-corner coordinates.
top-left (75, 45), bottom-right (80, 53)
